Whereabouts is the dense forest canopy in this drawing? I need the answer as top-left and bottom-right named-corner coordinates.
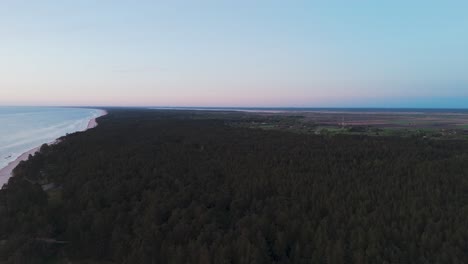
top-left (0, 109), bottom-right (467, 263)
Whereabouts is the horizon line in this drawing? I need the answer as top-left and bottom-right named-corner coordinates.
top-left (1, 105), bottom-right (468, 110)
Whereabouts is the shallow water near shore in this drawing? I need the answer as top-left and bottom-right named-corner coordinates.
top-left (0, 107), bottom-right (103, 182)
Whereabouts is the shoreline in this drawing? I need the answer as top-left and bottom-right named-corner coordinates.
top-left (86, 110), bottom-right (107, 129)
top-left (0, 109), bottom-right (107, 187)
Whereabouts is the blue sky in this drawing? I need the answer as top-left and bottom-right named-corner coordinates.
top-left (1, 0), bottom-right (467, 107)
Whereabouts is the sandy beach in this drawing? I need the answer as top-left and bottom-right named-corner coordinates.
top-left (86, 110), bottom-right (107, 129)
top-left (0, 110), bottom-right (107, 187)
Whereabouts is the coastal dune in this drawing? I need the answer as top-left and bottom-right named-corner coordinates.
top-left (0, 147), bottom-right (41, 185)
top-left (0, 110), bottom-right (107, 187)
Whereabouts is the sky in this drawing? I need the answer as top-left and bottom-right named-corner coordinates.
top-left (1, 0), bottom-right (468, 108)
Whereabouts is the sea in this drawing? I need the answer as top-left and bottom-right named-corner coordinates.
top-left (0, 107), bottom-right (103, 172)
top-left (151, 107), bottom-right (468, 114)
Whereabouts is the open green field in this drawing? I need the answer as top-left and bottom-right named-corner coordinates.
top-left (225, 110), bottom-right (468, 139)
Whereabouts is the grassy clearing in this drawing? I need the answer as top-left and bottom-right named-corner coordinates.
top-left (47, 189), bottom-right (62, 206)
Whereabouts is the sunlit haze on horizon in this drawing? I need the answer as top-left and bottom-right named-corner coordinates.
top-left (1, 1), bottom-right (468, 108)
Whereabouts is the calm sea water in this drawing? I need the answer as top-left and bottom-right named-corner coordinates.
top-left (0, 107), bottom-right (102, 170)
top-left (152, 107), bottom-right (468, 113)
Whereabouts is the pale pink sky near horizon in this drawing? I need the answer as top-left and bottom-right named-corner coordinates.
top-left (2, 79), bottom-right (466, 108)
top-left (1, 1), bottom-right (468, 108)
